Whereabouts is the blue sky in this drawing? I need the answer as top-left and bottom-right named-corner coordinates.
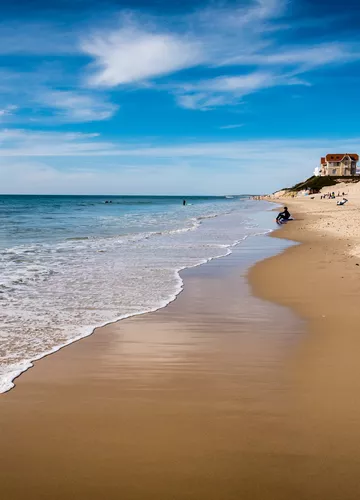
top-left (1, 0), bottom-right (360, 194)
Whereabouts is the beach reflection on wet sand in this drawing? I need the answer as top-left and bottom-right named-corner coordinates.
top-left (1, 235), bottom-right (313, 500)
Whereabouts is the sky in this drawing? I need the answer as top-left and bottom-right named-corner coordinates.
top-left (1, 0), bottom-right (360, 195)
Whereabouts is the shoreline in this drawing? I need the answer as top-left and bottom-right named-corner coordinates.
top-left (1, 206), bottom-right (261, 395)
top-left (1, 228), bottom-right (254, 395)
top-left (3, 197), bottom-right (360, 497)
top-left (0, 229), bottom-right (303, 500)
top-left (2, 198), bottom-right (256, 396)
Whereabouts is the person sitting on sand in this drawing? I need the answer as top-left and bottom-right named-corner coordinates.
top-left (276, 206), bottom-right (291, 223)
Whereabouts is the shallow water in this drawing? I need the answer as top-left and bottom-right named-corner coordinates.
top-left (0, 221), bottom-right (308, 500)
top-left (0, 195), bottom-right (273, 393)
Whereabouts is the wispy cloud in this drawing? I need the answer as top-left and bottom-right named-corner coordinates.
top-left (0, 0), bottom-right (359, 124)
top-left (77, 0), bottom-right (360, 110)
top-left (175, 72), bottom-right (308, 110)
top-left (2, 132), bottom-right (360, 194)
top-left (1, 128), bottom-right (360, 161)
top-left (0, 105), bottom-right (17, 119)
top-left (176, 93), bottom-right (230, 110)
top-left (82, 22), bottom-right (203, 87)
top-left (221, 42), bottom-right (360, 75)
top-left (0, 129), bottom-right (113, 156)
top-left (219, 124), bottom-right (244, 130)
top-left (81, 1), bottom-right (285, 92)
top-left (40, 90), bottom-right (118, 122)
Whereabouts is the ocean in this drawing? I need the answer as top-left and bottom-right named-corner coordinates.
top-left (0, 195), bottom-right (273, 393)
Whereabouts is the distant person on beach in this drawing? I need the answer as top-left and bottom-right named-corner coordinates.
top-left (183, 200), bottom-right (186, 206)
top-left (337, 198), bottom-right (348, 206)
top-left (276, 206), bottom-right (291, 223)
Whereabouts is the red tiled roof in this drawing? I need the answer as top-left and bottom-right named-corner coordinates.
top-left (325, 153), bottom-right (359, 162)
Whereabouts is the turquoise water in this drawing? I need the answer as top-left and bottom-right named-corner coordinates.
top-left (0, 195), bottom-right (236, 248)
top-left (0, 195), bottom-right (272, 393)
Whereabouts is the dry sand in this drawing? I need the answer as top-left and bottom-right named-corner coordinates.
top-left (270, 179), bottom-right (360, 255)
top-left (2, 198), bottom-right (360, 499)
top-left (250, 197), bottom-right (360, 499)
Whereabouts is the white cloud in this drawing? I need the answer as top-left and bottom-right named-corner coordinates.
top-left (175, 72), bottom-right (308, 110)
top-left (222, 43), bottom-right (360, 69)
top-left (1, 127), bottom-right (360, 179)
top-left (199, 73), bottom-right (274, 92)
top-left (176, 93), bottom-right (230, 110)
top-left (2, 135), bottom-right (360, 194)
top-left (83, 26), bottom-right (203, 87)
top-left (80, 0), bottom-right (285, 90)
top-left (1, 128), bottom-right (359, 161)
top-left (0, 105), bottom-right (17, 119)
top-left (2, 127), bottom-right (360, 195)
top-left (77, 0), bottom-right (360, 110)
top-left (40, 90), bottom-right (118, 122)
top-left (0, 0), bottom-right (359, 118)
top-left (0, 129), bottom-right (115, 156)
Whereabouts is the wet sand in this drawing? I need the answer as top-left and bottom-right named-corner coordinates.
top-left (0, 234), bottom-right (305, 500)
top-left (2, 206), bottom-right (360, 499)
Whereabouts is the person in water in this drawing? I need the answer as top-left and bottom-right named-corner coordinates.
top-left (183, 200), bottom-right (186, 206)
top-left (276, 206), bottom-right (291, 223)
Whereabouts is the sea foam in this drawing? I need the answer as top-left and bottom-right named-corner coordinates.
top-left (0, 196), bottom-right (271, 393)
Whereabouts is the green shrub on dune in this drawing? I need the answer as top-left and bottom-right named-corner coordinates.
top-left (289, 175), bottom-right (359, 193)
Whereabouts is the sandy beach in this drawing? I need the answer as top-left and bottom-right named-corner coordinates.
top-left (269, 180), bottom-right (360, 255)
top-left (251, 196), bottom-right (360, 496)
top-left (2, 196), bottom-right (360, 498)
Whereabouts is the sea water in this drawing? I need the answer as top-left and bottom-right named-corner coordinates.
top-left (0, 195), bottom-right (272, 393)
